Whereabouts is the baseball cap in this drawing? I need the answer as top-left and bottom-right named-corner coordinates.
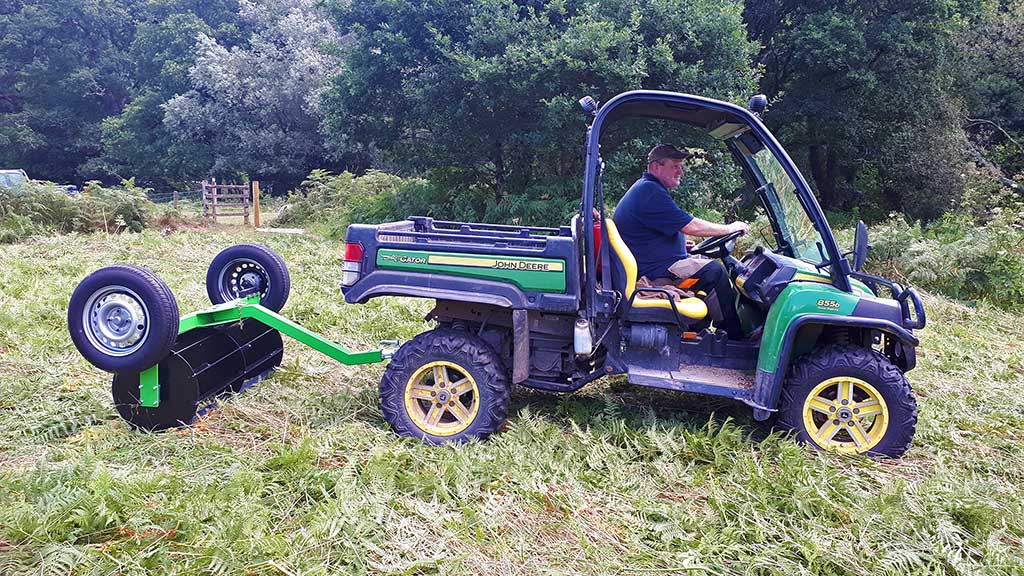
top-left (647, 144), bottom-right (691, 164)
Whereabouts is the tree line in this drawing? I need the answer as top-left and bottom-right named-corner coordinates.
top-left (1, 0), bottom-right (1021, 222)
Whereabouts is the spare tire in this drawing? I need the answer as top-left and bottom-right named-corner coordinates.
top-left (68, 265), bottom-right (180, 373)
top-left (205, 243), bottom-right (290, 312)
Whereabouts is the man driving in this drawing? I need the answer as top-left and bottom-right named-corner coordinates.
top-left (613, 144), bottom-right (750, 339)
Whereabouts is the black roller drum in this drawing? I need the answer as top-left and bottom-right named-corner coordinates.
top-left (112, 319), bottom-right (284, 431)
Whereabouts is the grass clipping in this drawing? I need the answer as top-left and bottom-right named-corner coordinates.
top-left (1, 229), bottom-right (1023, 575)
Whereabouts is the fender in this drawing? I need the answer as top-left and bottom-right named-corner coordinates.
top-left (749, 283), bottom-right (919, 420)
top-left (346, 272), bottom-right (535, 383)
top-left (750, 314), bottom-right (918, 419)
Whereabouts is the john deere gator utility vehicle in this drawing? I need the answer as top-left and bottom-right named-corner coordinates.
top-left (342, 90), bottom-right (926, 457)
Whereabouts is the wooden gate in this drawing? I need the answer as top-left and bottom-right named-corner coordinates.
top-left (202, 179), bottom-right (254, 224)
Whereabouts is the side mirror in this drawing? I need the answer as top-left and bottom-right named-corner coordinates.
top-left (852, 220), bottom-right (869, 272)
top-left (578, 96), bottom-right (598, 116)
top-left (748, 94), bottom-right (767, 116)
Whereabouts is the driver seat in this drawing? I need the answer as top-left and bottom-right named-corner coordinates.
top-left (603, 219), bottom-right (708, 321)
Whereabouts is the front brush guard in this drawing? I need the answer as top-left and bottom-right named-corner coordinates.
top-left (849, 271), bottom-right (926, 330)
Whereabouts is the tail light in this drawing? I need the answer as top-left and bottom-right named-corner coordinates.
top-left (341, 242), bottom-right (363, 287)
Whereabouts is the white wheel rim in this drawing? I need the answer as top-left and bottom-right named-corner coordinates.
top-left (82, 285), bottom-right (151, 357)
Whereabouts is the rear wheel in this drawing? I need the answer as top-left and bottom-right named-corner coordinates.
top-left (380, 329), bottom-right (510, 444)
top-left (778, 344), bottom-right (917, 457)
top-left (206, 243), bottom-right (290, 311)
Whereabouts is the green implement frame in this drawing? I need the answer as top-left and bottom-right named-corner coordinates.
top-left (138, 295), bottom-right (394, 407)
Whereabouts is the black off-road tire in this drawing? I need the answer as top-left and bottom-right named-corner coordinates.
top-left (68, 265), bottom-right (180, 373)
top-left (778, 344), bottom-right (917, 458)
top-left (380, 328), bottom-right (510, 444)
top-left (206, 243), bottom-right (290, 311)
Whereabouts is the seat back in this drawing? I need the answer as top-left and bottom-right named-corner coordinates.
top-left (603, 219), bottom-right (637, 300)
top-left (602, 219), bottom-right (709, 322)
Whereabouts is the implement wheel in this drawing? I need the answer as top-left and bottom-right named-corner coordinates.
top-left (206, 243), bottom-right (290, 311)
top-left (68, 265), bottom-right (180, 373)
top-left (778, 344), bottom-right (917, 458)
top-left (380, 329), bottom-right (510, 444)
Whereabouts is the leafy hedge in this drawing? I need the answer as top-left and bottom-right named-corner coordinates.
top-left (275, 170), bottom-right (583, 236)
top-left (0, 180), bottom-right (150, 243)
top-left (865, 208), bottom-right (1024, 311)
top-left (275, 170), bottom-right (415, 237)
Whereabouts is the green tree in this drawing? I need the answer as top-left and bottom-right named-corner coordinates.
top-left (322, 0), bottom-right (760, 207)
top-left (95, 1), bottom-right (247, 191)
top-left (0, 0), bottom-right (139, 184)
top-left (163, 0), bottom-right (344, 193)
top-left (954, 0), bottom-right (1024, 180)
top-left (0, 0), bottom-right (246, 189)
top-left (744, 0), bottom-right (973, 221)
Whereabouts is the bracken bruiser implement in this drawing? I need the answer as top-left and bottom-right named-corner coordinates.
top-left (68, 243), bottom-right (394, 431)
top-left (70, 90), bottom-right (927, 457)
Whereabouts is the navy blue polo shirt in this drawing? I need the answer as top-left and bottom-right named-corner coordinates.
top-left (613, 173), bottom-right (694, 280)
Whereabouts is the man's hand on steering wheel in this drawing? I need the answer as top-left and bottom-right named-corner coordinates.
top-left (727, 221), bottom-right (749, 235)
top-left (689, 221), bottom-right (748, 258)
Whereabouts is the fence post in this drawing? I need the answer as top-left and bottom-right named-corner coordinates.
top-left (253, 181), bottom-right (261, 228)
top-left (173, 190), bottom-right (179, 210)
top-left (243, 182), bottom-right (250, 225)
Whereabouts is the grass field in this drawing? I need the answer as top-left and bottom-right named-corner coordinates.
top-left (1, 228), bottom-right (1023, 575)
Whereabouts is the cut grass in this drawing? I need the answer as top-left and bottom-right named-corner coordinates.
top-left (1, 228), bottom-right (1023, 575)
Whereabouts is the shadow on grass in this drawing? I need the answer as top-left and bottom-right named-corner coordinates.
top-left (89, 375), bottom-right (782, 458)
top-left (203, 368), bottom-right (781, 448)
top-left (307, 376), bottom-right (768, 437)
top-left (508, 380), bottom-right (774, 439)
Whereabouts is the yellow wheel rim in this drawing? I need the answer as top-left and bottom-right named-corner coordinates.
top-left (802, 376), bottom-right (889, 455)
top-left (404, 361), bottom-right (480, 437)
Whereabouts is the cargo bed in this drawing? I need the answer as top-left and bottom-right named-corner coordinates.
top-left (342, 217), bottom-right (581, 312)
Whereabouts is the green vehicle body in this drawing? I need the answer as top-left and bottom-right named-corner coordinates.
top-left (756, 268), bottom-right (874, 373)
top-left (759, 282), bottom-right (860, 373)
top-left (376, 248), bottom-right (568, 293)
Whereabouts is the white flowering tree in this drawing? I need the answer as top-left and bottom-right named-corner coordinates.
top-left (163, 0), bottom-right (345, 190)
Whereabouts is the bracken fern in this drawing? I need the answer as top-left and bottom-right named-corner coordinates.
top-left (0, 229), bottom-right (1022, 575)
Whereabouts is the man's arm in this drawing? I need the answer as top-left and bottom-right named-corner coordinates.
top-left (682, 218), bottom-right (749, 238)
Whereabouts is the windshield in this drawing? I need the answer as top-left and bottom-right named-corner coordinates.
top-left (749, 147), bottom-right (825, 263)
top-left (0, 173), bottom-right (27, 189)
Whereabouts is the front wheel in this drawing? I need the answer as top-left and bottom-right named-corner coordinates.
top-left (380, 329), bottom-right (510, 444)
top-left (778, 344), bottom-right (917, 458)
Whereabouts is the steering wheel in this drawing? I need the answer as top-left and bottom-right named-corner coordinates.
top-left (689, 229), bottom-right (745, 259)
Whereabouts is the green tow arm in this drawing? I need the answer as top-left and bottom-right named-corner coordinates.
top-left (139, 295), bottom-right (394, 407)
